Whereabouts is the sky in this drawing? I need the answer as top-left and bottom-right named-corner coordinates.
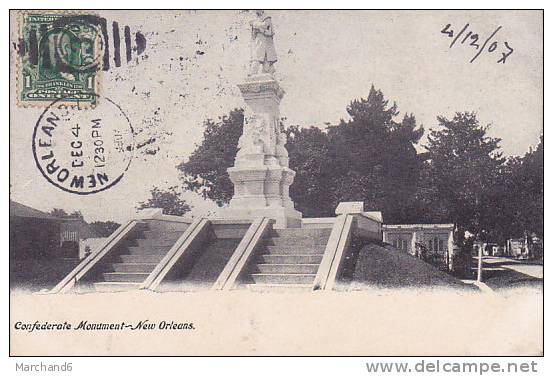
top-left (10, 10), bottom-right (543, 223)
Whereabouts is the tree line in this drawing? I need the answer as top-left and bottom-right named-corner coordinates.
top-left (142, 85), bottom-right (543, 245)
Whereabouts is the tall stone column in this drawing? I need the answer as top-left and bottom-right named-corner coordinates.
top-left (225, 74), bottom-right (302, 228)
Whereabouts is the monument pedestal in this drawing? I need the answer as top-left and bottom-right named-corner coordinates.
top-left (219, 74), bottom-right (303, 228)
top-left (224, 165), bottom-right (302, 228)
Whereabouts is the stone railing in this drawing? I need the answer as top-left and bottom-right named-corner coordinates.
top-left (212, 217), bottom-right (273, 290)
top-left (142, 217), bottom-right (210, 291)
top-left (50, 220), bottom-right (141, 293)
top-left (312, 202), bottom-right (383, 291)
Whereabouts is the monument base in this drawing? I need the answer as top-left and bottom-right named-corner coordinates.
top-left (225, 163), bottom-right (302, 228)
top-left (216, 205), bottom-right (303, 229)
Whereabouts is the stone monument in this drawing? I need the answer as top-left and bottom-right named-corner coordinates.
top-left (224, 10), bottom-right (302, 228)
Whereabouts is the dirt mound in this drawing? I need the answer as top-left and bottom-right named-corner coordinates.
top-left (344, 243), bottom-right (473, 289)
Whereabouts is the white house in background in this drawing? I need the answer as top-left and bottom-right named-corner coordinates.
top-left (382, 224), bottom-right (455, 270)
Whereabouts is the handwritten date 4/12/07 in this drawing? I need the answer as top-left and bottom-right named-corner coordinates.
top-left (441, 23), bottom-right (514, 64)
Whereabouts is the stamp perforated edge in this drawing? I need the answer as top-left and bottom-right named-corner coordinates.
top-left (15, 9), bottom-right (102, 110)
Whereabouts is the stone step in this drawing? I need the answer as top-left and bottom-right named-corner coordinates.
top-left (139, 230), bottom-right (184, 240)
top-left (127, 245), bottom-right (171, 255)
top-left (212, 224), bottom-right (250, 239)
top-left (269, 228), bottom-right (332, 238)
top-left (120, 254), bottom-right (164, 264)
top-left (251, 273), bottom-right (316, 284)
top-left (264, 245), bottom-right (325, 255)
top-left (111, 263), bottom-right (158, 273)
top-left (254, 263), bottom-right (320, 274)
top-left (259, 254), bottom-right (323, 264)
top-left (136, 238), bottom-right (178, 248)
top-left (141, 220), bottom-right (189, 232)
top-left (264, 237), bottom-right (328, 247)
top-left (246, 283), bottom-right (313, 292)
top-left (102, 272), bottom-right (150, 283)
top-left (93, 282), bottom-right (141, 292)
top-left (133, 222), bottom-right (150, 231)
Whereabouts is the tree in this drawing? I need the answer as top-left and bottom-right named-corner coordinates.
top-left (137, 186), bottom-right (192, 216)
top-left (490, 135), bottom-right (543, 241)
top-left (49, 208), bottom-right (84, 220)
top-left (90, 221), bottom-right (121, 237)
top-left (178, 109), bottom-right (243, 206)
top-left (49, 208), bottom-right (68, 218)
top-left (326, 85), bottom-right (424, 222)
top-left (417, 112), bottom-right (505, 240)
top-left (286, 125), bottom-right (334, 217)
top-left (518, 135), bottom-right (544, 237)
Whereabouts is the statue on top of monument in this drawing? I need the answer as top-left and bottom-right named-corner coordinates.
top-left (248, 10), bottom-right (277, 76)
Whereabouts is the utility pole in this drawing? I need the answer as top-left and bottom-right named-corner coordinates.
top-left (477, 243), bottom-right (483, 282)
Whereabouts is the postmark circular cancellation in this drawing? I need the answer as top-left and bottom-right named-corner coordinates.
top-left (32, 95), bottom-right (135, 195)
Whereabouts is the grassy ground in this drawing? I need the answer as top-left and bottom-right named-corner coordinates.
top-left (481, 257), bottom-right (543, 291)
top-left (10, 258), bottom-right (79, 292)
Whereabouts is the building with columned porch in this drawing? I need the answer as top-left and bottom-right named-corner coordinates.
top-left (382, 224), bottom-right (455, 271)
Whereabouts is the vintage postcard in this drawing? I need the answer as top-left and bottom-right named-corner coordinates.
top-left (9, 9), bottom-right (543, 357)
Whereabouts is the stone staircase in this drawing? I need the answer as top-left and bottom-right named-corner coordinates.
top-left (245, 227), bottom-right (332, 291)
top-left (164, 223), bottom-right (249, 290)
top-left (89, 220), bottom-right (188, 292)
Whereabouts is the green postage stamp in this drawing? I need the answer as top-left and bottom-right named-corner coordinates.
top-left (17, 12), bottom-right (102, 107)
